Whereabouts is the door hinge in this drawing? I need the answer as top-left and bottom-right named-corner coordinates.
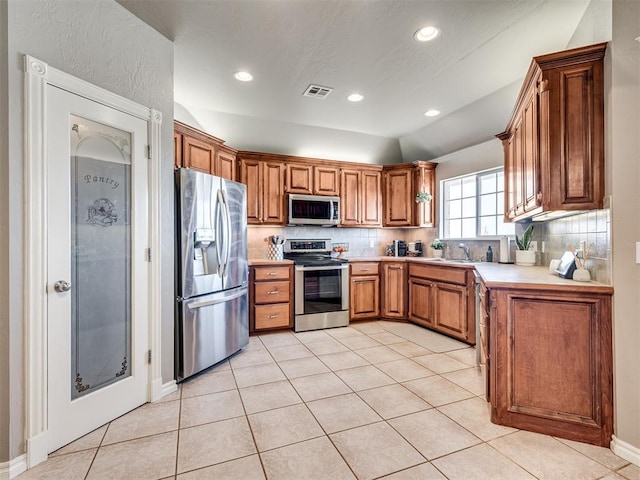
top-left (146, 145), bottom-right (152, 160)
top-left (146, 247), bottom-right (152, 262)
top-left (147, 350), bottom-right (152, 364)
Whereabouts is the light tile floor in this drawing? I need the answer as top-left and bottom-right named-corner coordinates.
top-left (17, 320), bottom-right (638, 480)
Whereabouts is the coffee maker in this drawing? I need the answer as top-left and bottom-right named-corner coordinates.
top-left (393, 240), bottom-right (407, 257)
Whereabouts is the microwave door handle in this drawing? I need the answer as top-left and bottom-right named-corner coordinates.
top-left (329, 200), bottom-right (334, 222)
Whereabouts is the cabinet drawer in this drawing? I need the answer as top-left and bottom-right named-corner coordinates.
top-left (351, 262), bottom-right (379, 276)
top-left (254, 266), bottom-right (290, 281)
top-left (255, 281), bottom-right (290, 304)
top-left (255, 304), bottom-right (290, 330)
top-left (409, 263), bottom-right (467, 285)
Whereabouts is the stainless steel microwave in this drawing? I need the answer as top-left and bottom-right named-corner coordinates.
top-left (288, 194), bottom-right (340, 226)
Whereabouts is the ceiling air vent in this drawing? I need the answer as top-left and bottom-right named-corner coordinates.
top-left (302, 84), bottom-right (333, 99)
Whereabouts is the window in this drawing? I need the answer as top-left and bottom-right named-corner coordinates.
top-left (441, 168), bottom-right (514, 239)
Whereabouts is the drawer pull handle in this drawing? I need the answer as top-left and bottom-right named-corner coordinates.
top-left (268, 314), bottom-right (279, 319)
top-left (267, 290), bottom-right (279, 295)
top-left (361, 268), bottom-right (370, 271)
top-left (268, 272), bottom-right (278, 276)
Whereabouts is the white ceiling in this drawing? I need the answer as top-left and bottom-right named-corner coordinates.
top-left (118, 0), bottom-right (592, 160)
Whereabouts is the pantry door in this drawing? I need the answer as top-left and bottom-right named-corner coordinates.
top-left (46, 85), bottom-right (150, 452)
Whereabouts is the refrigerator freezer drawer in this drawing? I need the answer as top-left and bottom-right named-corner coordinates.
top-left (178, 287), bottom-right (249, 381)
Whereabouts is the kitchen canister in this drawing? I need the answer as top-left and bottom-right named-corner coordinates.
top-left (267, 244), bottom-right (283, 261)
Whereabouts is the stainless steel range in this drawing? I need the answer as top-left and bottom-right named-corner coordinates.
top-left (284, 239), bottom-right (349, 332)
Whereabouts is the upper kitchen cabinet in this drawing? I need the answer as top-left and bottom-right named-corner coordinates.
top-left (383, 161), bottom-right (437, 227)
top-left (287, 162), bottom-right (340, 196)
top-left (174, 121), bottom-right (238, 181)
top-left (340, 166), bottom-right (382, 227)
top-left (497, 43), bottom-right (606, 222)
top-left (238, 153), bottom-right (286, 225)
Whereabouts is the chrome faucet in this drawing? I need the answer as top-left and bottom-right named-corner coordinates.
top-left (458, 243), bottom-right (471, 261)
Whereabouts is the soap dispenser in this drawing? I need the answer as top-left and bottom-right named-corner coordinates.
top-left (486, 246), bottom-right (493, 262)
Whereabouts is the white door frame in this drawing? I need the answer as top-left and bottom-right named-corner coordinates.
top-left (23, 55), bottom-right (163, 469)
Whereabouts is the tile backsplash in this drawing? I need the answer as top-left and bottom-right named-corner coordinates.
top-left (249, 208), bottom-right (611, 285)
top-left (540, 209), bottom-right (611, 284)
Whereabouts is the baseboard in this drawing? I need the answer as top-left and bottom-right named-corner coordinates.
top-left (161, 380), bottom-right (177, 398)
top-left (0, 454), bottom-right (27, 479)
top-left (150, 377), bottom-right (163, 403)
top-left (611, 435), bottom-right (640, 467)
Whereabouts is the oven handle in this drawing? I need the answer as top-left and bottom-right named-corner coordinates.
top-left (295, 264), bottom-right (349, 272)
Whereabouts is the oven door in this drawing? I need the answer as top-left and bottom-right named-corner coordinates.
top-left (294, 264), bottom-right (349, 315)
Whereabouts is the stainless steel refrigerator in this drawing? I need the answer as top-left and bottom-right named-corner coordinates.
top-left (175, 168), bottom-right (249, 381)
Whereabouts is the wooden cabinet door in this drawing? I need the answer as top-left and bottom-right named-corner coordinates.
top-left (361, 170), bottom-right (382, 226)
top-left (382, 263), bottom-right (406, 318)
top-left (287, 163), bottom-right (313, 194)
top-left (174, 132), bottom-right (183, 169)
top-left (314, 166), bottom-right (340, 196)
top-left (503, 136), bottom-right (517, 221)
top-left (183, 135), bottom-right (215, 174)
top-left (521, 86), bottom-right (540, 213)
top-left (408, 277), bottom-right (434, 326)
top-left (512, 117), bottom-right (525, 217)
top-left (262, 162), bottom-right (285, 224)
top-left (350, 275), bottom-right (380, 320)
top-left (384, 169), bottom-right (412, 226)
top-left (216, 149), bottom-right (236, 181)
top-left (340, 169), bottom-right (361, 226)
top-left (414, 166), bottom-right (435, 227)
top-left (240, 160), bottom-right (262, 224)
top-left (433, 282), bottom-right (468, 340)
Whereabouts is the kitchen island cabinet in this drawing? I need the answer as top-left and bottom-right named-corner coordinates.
top-left (349, 261), bottom-right (380, 320)
top-left (475, 263), bottom-right (613, 447)
top-left (497, 43), bottom-right (606, 221)
top-left (408, 262), bottom-right (476, 344)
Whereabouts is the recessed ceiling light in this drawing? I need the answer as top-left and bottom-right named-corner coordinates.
top-left (414, 26), bottom-right (440, 42)
top-left (347, 93), bottom-right (364, 102)
top-left (424, 109), bottom-right (440, 117)
top-left (234, 71), bottom-right (253, 82)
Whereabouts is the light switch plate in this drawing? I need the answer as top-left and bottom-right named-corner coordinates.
top-left (636, 242), bottom-right (640, 264)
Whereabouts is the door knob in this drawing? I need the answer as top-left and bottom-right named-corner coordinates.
top-left (54, 280), bottom-right (71, 293)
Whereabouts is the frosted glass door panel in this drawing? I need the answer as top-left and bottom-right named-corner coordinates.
top-left (70, 115), bottom-right (132, 399)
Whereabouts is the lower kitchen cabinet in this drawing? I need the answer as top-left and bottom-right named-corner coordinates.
top-left (407, 263), bottom-right (476, 344)
top-left (250, 264), bottom-right (293, 332)
top-left (485, 282), bottom-right (613, 446)
top-left (349, 262), bottom-right (380, 320)
top-left (381, 262), bottom-right (406, 318)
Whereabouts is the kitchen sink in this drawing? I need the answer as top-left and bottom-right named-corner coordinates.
top-left (423, 258), bottom-right (477, 264)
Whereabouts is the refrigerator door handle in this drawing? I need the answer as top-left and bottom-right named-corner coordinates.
top-left (215, 188), bottom-right (226, 278)
top-left (186, 288), bottom-right (248, 310)
top-left (221, 189), bottom-right (232, 276)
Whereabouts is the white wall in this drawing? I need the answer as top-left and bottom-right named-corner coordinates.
top-left (5, 0), bottom-right (174, 460)
top-left (0, 0), bottom-right (9, 465)
top-left (175, 103), bottom-right (403, 164)
top-left (609, 0), bottom-right (640, 458)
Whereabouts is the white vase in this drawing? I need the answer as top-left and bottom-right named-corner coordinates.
top-left (515, 250), bottom-right (536, 266)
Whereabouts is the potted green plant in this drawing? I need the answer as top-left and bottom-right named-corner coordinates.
top-left (515, 224), bottom-right (535, 266)
top-left (415, 191), bottom-right (432, 204)
top-left (430, 238), bottom-right (444, 258)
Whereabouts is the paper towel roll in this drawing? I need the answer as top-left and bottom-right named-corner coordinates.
top-left (499, 236), bottom-right (511, 263)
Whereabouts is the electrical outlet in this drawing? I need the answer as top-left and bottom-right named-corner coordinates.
top-left (530, 240), bottom-right (537, 252)
top-left (636, 242), bottom-right (640, 264)
top-left (541, 241), bottom-right (546, 253)
top-left (369, 239), bottom-right (374, 248)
